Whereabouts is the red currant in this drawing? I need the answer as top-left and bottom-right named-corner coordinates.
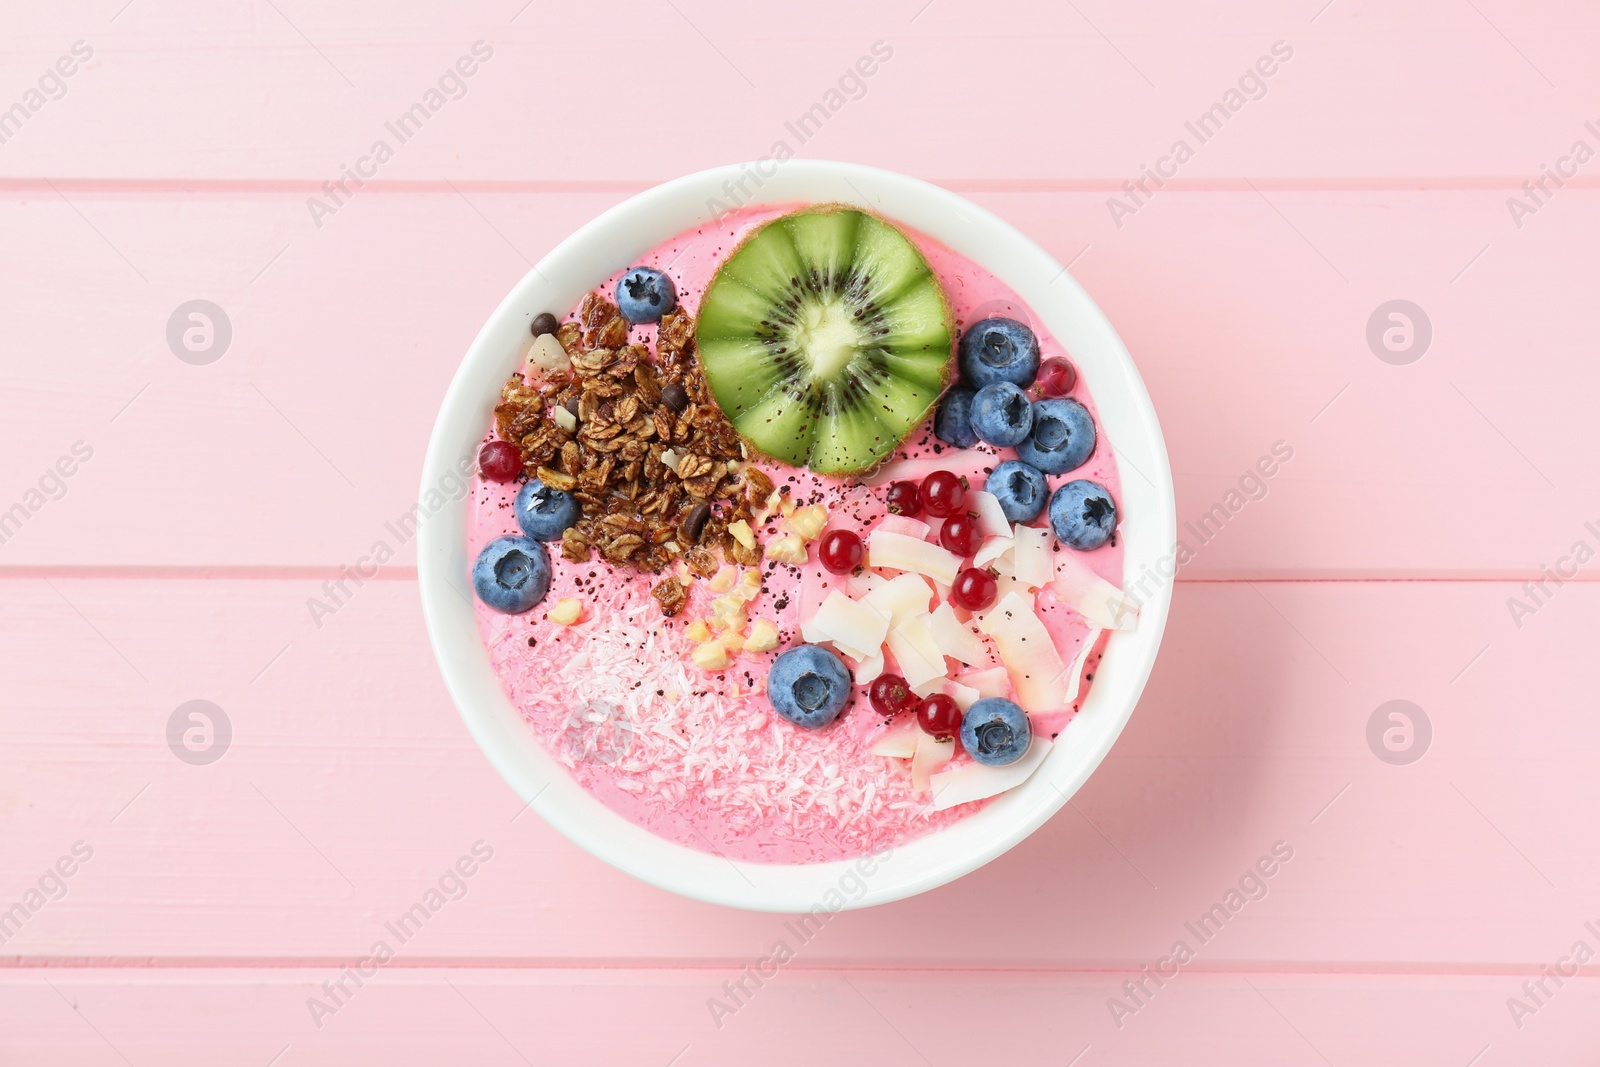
top-left (818, 529), bottom-right (864, 575)
top-left (939, 512), bottom-right (983, 557)
top-left (885, 480), bottom-right (921, 517)
top-left (917, 693), bottom-right (963, 738)
top-left (920, 470), bottom-right (966, 518)
top-left (478, 440), bottom-right (522, 483)
top-left (951, 567), bottom-right (999, 612)
top-left (869, 674), bottom-right (918, 717)
top-left (1036, 357), bottom-right (1077, 397)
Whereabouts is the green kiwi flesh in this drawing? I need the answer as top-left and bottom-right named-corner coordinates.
top-left (695, 205), bottom-right (954, 475)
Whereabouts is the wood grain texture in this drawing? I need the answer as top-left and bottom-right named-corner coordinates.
top-left (0, 189), bottom-right (1591, 575)
top-left (1, 579), bottom-right (1591, 969)
top-left (7, 969), bottom-right (1600, 1065)
top-left (1, 0), bottom-right (1598, 181)
top-left (1, 0), bottom-right (1595, 1062)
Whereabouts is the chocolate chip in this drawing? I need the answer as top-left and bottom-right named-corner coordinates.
top-left (661, 382), bottom-right (690, 413)
top-left (680, 502), bottom-right (711, 543)
top-left (531, 312), bottom-right (559, 337)
top-left (563, 396), bottom-right (580, 418)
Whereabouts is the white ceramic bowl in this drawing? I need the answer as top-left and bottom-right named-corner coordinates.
top-left (420, 160), bottom-right (1174, 912)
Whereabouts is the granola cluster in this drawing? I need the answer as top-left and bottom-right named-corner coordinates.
top-left (494, 294), bottom-right (776, 614)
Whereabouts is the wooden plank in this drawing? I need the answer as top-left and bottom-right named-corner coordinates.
top-left (2, 968), bottom-right (1596, 1065)
top-left (1, 577), bottom-right (1594, 965)
top-left (0, 189), bottom-right (1591, 575)
top-left (1, 1), bottom-right (1598, 182)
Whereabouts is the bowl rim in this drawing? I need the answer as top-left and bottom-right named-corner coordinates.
top-left (419, 159), bottom-right (1175, 912)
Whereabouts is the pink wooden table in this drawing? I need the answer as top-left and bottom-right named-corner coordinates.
top-left (5, 0), bottom-right (1598, 1062)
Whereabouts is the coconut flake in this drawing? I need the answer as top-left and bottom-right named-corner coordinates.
top-left (974, 535), bottom-right (1015, 569)
top-left (867, 530), bottom-right (961, 585)
top-left (1060, 628), bottom-right (1103, 705)
top-left (944, 679), bottom-right (980, 711)
top-left (870, 717), bottom-right (919, 758)
top-left (886, 613), bottom-right (945, 688)
top-left (979, 591), bottom-right (1070, 712)
top-left (861, 572), bottom-right (934, 628)
top-left (911, 727), bottom-right (955, 793)
top-left (1051, 552), bottom-right (1139, 630)
top-left (930, 737), bottom-right (1053, 810)
top-left (875, 514), bottom-right (932, 540)
top-left (806, 589), bottom-right (891, 656)
top-left (969, 490), bottom-right (1011, 539)
top-left (1011, 524), bottom-right (1053, 588)
top-left (929, 601), bottom-right (991, 668)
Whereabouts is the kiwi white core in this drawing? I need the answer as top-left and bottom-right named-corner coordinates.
top-left (794, 295), bottom-right (865, 383)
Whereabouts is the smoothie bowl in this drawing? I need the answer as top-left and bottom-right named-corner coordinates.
top-left (420, 161), bottom-right (1174, 911)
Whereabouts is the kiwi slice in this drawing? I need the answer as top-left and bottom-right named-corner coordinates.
top-left (695, 205), bottom-right (954, 475)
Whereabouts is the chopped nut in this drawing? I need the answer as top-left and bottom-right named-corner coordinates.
top-left (552, 406), bottom-right (578, 433)
top-left (526, 333), bottom-right (569, 376)
top-left (709, 594), bottom-right (747, 631)
top-left (765, 533), bottom-right (808, 566)
top-left (660, 448), bottom-right (682, 473)
top-left (712, 608), bottom-right (748, 636)
top-left (737, 568), bottom-right (763, 599)
top-left (726, 535), bottom-right (762, 567)
top-left (785, 504), bottom-right (828, 541)
top-left (651, 577), bottom-right (688, 617)
top-left (685, 618), bottom-right (712, 642)
top-left (548, 598), bottom-right (583, 625)
top-left (744, 618), bottom-right (780, 653)
top-left (707, 566), bottom-right (738, 594)
top-left (691, 639), bottom-right (732, 671)
top-left (728, 519), bottom-right (756, 551)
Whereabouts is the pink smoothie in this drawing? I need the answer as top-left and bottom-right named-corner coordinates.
top-left (467, 205), bottom-right (1123, 864)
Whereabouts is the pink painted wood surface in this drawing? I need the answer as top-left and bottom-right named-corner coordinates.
top-left (0, 189), bottom-right (1589, 576)
top-left (7, 970), bottom-right (1599, 1065)
top-left (3, 0), bottom-right (1597, 1062)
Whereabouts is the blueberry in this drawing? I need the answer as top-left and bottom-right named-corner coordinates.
top-left (961, 697), bottom-right (1032, 766)
top-left (515, 479), bottom-right (580, 542)
top-left (767, 644), bottom-right (852, 730)
top-left (1017, 398), bottom-right (1096, 475)
top-left (934, 386), bottom-right (979, 448)
top-left (1049, 479), bottom-right (1117, 550)
top-left (615, 266), bottom-right (677, 324)
top-left (472, 535), bottom-right (551, 614)
top-left (959, 317), bottom-right (1040, 388)
top-left (985, 460), bottom-right (1049, 523)
top-left (969, 382), bottom-right (1033, 447)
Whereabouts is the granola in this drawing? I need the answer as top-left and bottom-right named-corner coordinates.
top-left (494, 294), bottom-right (762, 592)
